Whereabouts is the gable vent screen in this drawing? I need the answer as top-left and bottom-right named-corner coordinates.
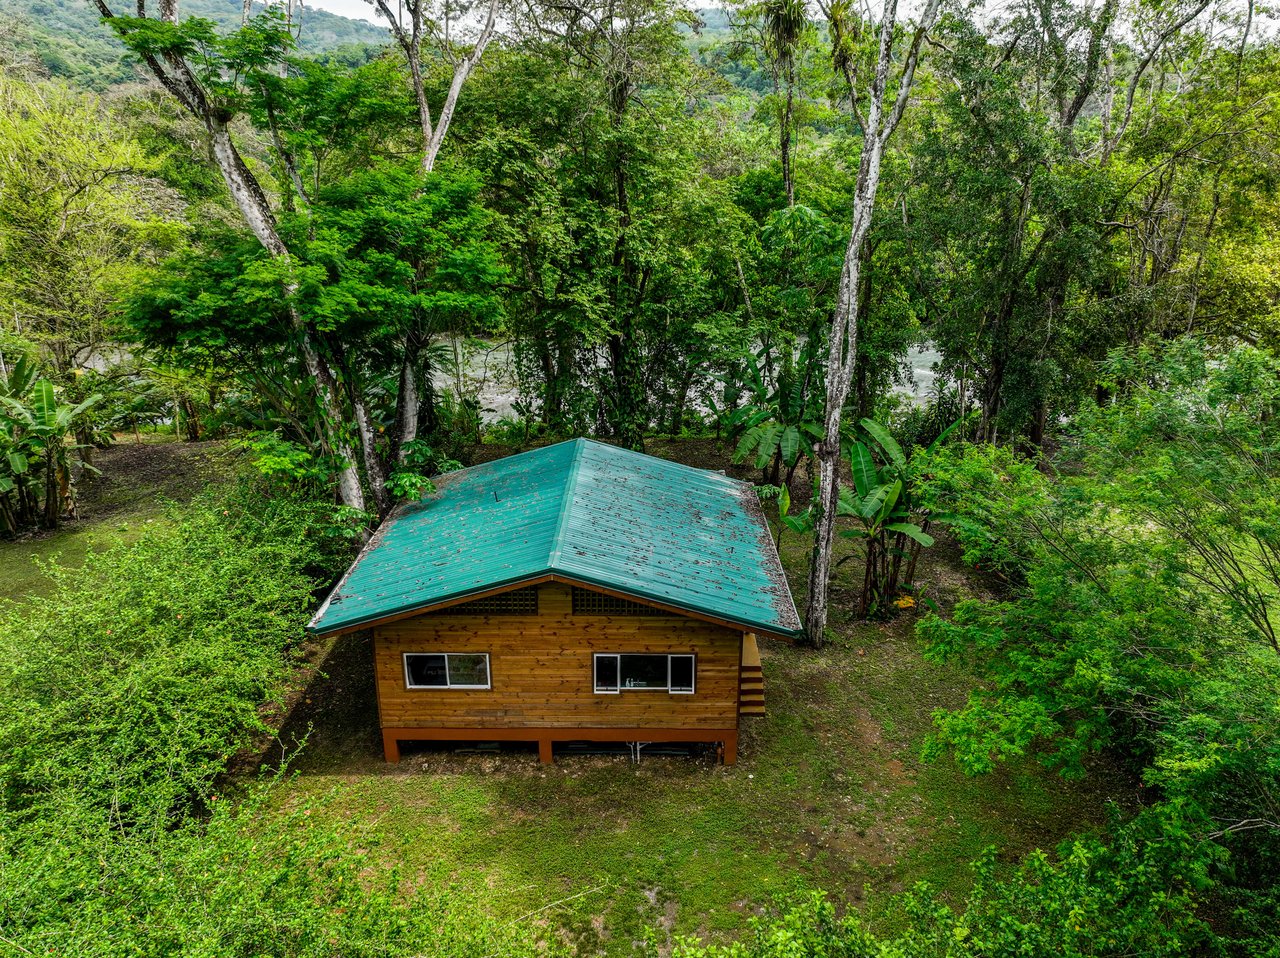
top-left (431, 587), bottom-right (539, 616)
top-left (572, 587), bottom-right (666, 616)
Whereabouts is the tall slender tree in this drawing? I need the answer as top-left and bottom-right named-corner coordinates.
top-left (368, 0), bottom-right (502, 174)
top-left (367, 0), bottom-right (502, 474)
top-left (803, 0), bottom-right (941, 645)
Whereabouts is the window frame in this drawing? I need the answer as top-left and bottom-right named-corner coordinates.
top-left (593, 653), bottom-right (696, 695)
top-left (403, 652), bottom-right (492, 690)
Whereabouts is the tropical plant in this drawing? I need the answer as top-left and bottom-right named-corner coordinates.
top-left (722, 342), bottom-right (824, 488)
top-left (917, 345), bottom-right (1280, 948)
top-left (0, 369), bottom-right (100, 530)
top-left (837, 417), bottom-right (955, 618)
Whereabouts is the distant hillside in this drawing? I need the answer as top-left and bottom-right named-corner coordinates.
top-left (688, 6), bottom-right (733, 37)
top-left (0, 0), bottom-right (388, 87)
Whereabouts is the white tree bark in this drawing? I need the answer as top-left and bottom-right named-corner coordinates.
top-left (351, 391), bottom-right (390, 512)
top-left (424, 0), bottom-right (500, 172)
top-left (804, 0), bottom-right (941, 645)
top-left (371, 0), bottom-right (500, 174)
top-left (207, 122), bottom-right (368, 513)
top-left (299, 329), bottom-right (367, 513)
top-left (394, 349), bottom-right (420, 464)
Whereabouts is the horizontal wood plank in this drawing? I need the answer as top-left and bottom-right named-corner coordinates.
top-left (374, 583), bottom-right (744, 731)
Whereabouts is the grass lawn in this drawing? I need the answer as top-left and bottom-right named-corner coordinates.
top-left (264, 438), bottom-right (1135, 955)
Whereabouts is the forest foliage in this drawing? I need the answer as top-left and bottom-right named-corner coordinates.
top-left (1, 0), bottom-right (1279, 952)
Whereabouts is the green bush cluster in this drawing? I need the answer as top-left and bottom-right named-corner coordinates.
top-left (912, 344), bottom-right (1280, 955)
top-left (0, 489), bottom-right (333, 823)
top-left (3, 784), bottom-right (545, 958)
top-left (0, 488), bottom-right (547, 957)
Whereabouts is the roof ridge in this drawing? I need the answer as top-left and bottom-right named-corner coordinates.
top-left (546, 438), bottom-right (586, 571)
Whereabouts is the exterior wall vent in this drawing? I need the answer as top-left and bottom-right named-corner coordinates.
top-left (571, 587), bottom-right (666, 617)
top-left (430, 586), bottom-right (539, 616)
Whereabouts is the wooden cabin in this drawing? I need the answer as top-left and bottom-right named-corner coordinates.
top-left (307, 439), bottom-right (801, 764)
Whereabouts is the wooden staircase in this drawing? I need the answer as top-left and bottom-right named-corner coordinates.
top-left (739, 632), bottom-right (765, 716)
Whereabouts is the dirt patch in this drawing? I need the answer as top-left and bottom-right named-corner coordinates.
top-left (76, 438), bottom-right (232, 521)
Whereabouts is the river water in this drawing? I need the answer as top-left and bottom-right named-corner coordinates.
top-left (431, 339), bottom-right (944, 424)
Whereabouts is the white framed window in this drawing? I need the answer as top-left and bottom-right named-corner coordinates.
top-left (403, 652), bottom-right (491, 690)
top-left (593, 653), bottom-right (695, 694)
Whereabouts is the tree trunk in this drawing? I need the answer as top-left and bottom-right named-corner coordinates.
top-left (803, 0), bottom-right (940, 644)
top-left (351, 392), bottom-right (390, 514)
top-left (206, 120), bottom-right (367, 512)
top-left (781, 66), bottom-right (795, 207)
top-left (392, 332), bottom-right (423, 464)
top-left (805, 169), bottom-right (882, 644)
top-left (605, 73), bottom-right (645, 451)
top-left (298, 324), bottom-right (365, 513)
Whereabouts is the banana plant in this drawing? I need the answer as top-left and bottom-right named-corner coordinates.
top-left (838, 417), bottom-right (955, 618)
top-left (720, 341), bottom-right (825, 488)
top-left (1, 379), bottom-right (101, 529)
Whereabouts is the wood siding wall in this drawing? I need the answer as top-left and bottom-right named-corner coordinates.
top-left (373, 583), bottom-right (744, 731)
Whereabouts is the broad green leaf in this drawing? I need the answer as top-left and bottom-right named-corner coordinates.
top-left (8, 451), bottom-right (28, 475)
top-left (782, 513), bottom-right (812, 533)
top-left (32, 380), bottom-right (57, 431)
top-left (861, 417), bottom-right (906, 470)
top-left (850, 441), bottom-right (877, 498)
top-left (858, 483), bottom-right (893, 520)
top-left (876, 479), bottom-right (903, 524)
top-left (885, 522), bottom-right (935, 547)
top-left (924, 418), bottom-right (962, 454)
top-left (755, 423), bottom-right (783, 468)
top-left (734, 425), bottom-right (762, 462)
top-left (780, 425), bottom-right (800, 466)
top-left (837, 484), bottom-right (858, 516)
top-left (66, 393), bottom-right (103, 422)
top-left (778, 483), bottom-right (791, 518)
top-left (0, 396), bottom-right (36, 428)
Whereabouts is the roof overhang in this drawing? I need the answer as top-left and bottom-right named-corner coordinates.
top-left (306, 572), bottom-right (804, 642)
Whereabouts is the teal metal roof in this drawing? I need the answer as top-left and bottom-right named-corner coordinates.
top-left (308, 439), bottom-right (802, 638)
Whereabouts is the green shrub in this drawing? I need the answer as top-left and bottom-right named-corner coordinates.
top-left (0, 487), bottom-right (342, 826)
top-left (917, 443), bottom-right (1054, 583)
top-left (0, 487), bottom-right (554, 956)
top-left (0, 781), bottom-right (549, 958)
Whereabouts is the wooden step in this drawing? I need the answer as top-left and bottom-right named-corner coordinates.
top-left (740, 631), bottom-right (766, 715)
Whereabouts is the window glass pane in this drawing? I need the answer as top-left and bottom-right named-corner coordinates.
top-left (447, 654), bottom-right (489, 687)
top-left (620, 654), bottom-right (669, 689)
top-left (669, 655), bottom-right (694, 692)
top-left (595, 654), bottom-right (619, 691)
top-left (406, 654), bottom-right (447, 687)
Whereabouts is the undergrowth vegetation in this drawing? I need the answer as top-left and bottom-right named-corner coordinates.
top-left (909, 345), bottom-right (1280, 954)
top-left (0, 486), bottom-right (545, 956)
top-left (670, 814), bottom-right (1208, 957)
top-left (673, 812), bottom-right (1215, 957)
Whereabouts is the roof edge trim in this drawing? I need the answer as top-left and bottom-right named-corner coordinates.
top-left (307, 571), bottom-right (803, 641)
top-left (305, 505), bottom-right (406, 632)
top-left (741, 483), bottom-right (803, 633)
top-left (306, 573), bottom-right (557, 637)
